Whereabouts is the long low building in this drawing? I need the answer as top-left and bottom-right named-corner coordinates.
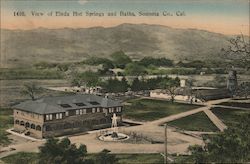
top-left (13, 94), bottom-right (123, 139)
top-left (150, 87), bottom-right (231, 102)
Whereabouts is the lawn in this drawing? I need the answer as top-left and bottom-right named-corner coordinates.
top-left (0, 108), bottom-right (13, 146)
top-left (0, 68), bottom-right (63, 80)
top-left (217, 102), bottom-right (250, 108)
top-left (2, 152), bottom-right (163, 164)
top-left (211, 107), bottom-right (250, 126)
top-left (116, 153), bottom-right (163, 164)
top-left (1, 152), bottom-right (38, 164)
top-left (124, 98), bottom-right (202, 121)
top-left (167, 112), bottom-right (219, 132)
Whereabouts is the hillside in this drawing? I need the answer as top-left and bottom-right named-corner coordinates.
top-left (0, 23), bottom-right (230, 68)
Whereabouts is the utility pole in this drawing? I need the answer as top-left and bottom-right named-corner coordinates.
top-left (164, 123), bottom-right (168, 164)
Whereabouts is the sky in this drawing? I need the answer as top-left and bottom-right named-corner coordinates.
top-left (1, 0), bottom-right (249, 35)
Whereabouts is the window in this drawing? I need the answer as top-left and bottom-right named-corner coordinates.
top-left (15, 120), bottom-right (19, 124)
top-left (92, 108), bottom-right (96, 113)
top-left (109, 108), bottom-right (112, 113)
top-left (36, 125), bottom-right (41, 131)
top-left (20, 121), bottom-right (24, 126)
top-left (117, 107), bottom-right (122, 112)
top-left (89, 101), bottom-right (100, 105)
top-left (97, 108), bottom-right (100, 112)
top-left (56, 113), bottom-right (62, 119)
top-left (25, 122), bottom-right (30, 128)
top-left (75, 103), bottom-right (86, 106)
top-left (83, 109), bottom-right (87, 114)
top-left (76, 110), bottom-right (79, 115)
top-left (31, 124), bottom-right (36, 129)
top-left (80, 109), bottom-right (83, 115)
top-left (60, 104), bottom-right (72, 108)
top-left (65, 111), bottom-right (69, 116)
top-left (46, 114), bottom-right (53, 120)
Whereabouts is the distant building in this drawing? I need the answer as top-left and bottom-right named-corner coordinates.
top-left (150, 87), bottom-right (231, 102)
top-left (46, 86), bottom-right (102, 94)
top-left (180, 79), bottom-right (186, 87)
top-left (193, 88), bottom-right (231, 101)
top-left (227, 69), bottom-right (238, 95)
top-left (13, 94), bottom-right (123, 139)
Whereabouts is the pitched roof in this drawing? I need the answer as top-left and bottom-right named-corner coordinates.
top-left (13, 94), bottom-right (122, 114)
top-left (194, 88), bottom-right (231, 101)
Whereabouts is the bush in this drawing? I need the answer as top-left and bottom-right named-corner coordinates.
top-left (139, 57), bottom-right (173, 67)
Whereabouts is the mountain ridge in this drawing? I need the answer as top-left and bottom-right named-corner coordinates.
top-left (1, 23), bottom-right (231, 68)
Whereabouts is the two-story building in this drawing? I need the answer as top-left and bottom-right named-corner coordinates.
top-left (13, 94), bottom-right (123, 139)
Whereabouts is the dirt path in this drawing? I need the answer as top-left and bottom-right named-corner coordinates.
top-left (150, 106), bottom-right (209, 126)
top-left (203, 109), bottom-right (227, 131)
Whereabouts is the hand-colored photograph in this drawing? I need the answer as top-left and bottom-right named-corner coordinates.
top-left (0, 0), bottom-right (249, 163)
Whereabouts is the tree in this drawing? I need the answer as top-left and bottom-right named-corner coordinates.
top-left (98, 62), bottom-right (115, 76)
top-left (237, 82), bottom-right (250, 99)
top-left (188, 114), bottom-right (250, 163)
top-left (71, 73), bottom-right (83, 87)
top-left (160, 77), bottom-right (180, 103)
top-left (67, 67), bottom-right (82, 87)
top-left (94, 149), bottom-right (117, 164)
top-left (120, 76), bottom-right (129, 92)
top-left (38, 137), bottom-right (92, 164)
top-left (188, 145), bottom-right (208, 163)
top-left (124, 63), bottom-right (147, 76)
top-left (222, 34), bottom-right (250, 70)
top-left (131, 77), bottom-right (141, 92)
top-left (101, 77), bottom-right (128, 93)
top-left (81, 71), bottom-right (100, 88)
top-left (186, 78), bottom-right (195, 104)
top-left (110, 51), bottom-right (132, 68)
top-left (21, 82), bottom-right (42, 100)
top-left (139, 57), bottom-right (173, 67)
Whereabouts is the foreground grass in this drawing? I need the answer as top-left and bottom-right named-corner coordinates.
top-left (0, 108), bottom-right (13, 146)
top-left (2, 152), bottom-right (163, 164)
top-left (211, 107), bottom-right (250, 126)
top-left (167, 112), bottom-right (219, 132)
top-left (1, 152), bottom-right (38, 164)
top-left (124, 98), bottom-right (201, 121)
top-left (116, 154), bottom-right (163, 164)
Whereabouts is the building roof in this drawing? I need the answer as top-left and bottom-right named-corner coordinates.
top-left (194, 88), bottom-right (231, 101)
top-left (13, 94), bottom-right (122, 114)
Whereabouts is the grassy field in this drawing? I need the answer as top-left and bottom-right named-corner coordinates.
top-left (1, 152), bottom-right (38, 164)
top-left (0, 79), bottom-right (70, 106)
top-left (2, 152), bottom-right (163, 164)
top-left (167, 112), bottom-right (219, 132)
top-left (116, 153), bottom-right (163, 164)
top-left (124, 98), bottom-right (202, 121)
top-left (0, 108), bottom-right (13, 146)
top-left (0, 68), bottom-right (63, 80)
top-left (217, 102), bottom-right (250, 108)
top-left (211, 107), bottom-right (250, 126)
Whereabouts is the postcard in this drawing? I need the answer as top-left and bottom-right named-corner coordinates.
top-left (0, 0), bottom-right (249, 163)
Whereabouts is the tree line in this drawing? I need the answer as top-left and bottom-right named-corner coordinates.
top-left (38, 137), bottom-right (117, 164)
